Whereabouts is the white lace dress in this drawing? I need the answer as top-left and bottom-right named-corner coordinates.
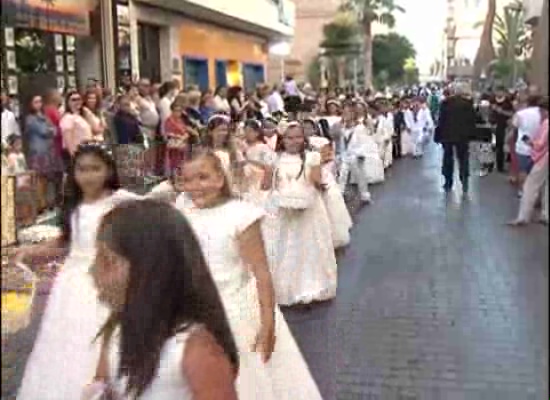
top-left (271, 152), bottom-right (338, 305)
top-left (309, 136), bottom-right (353, 248)
top-left (18, 190), bottom-right (140, 400)
top-left (175, 197), bottom-right (322, 400)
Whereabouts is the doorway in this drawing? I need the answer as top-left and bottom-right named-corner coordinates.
top-left (183, 57), bottom-right (209, 92)
top-left (137, 22), bottom-right (161, 82)
top-left (215, 60), bottom-right (227, 88)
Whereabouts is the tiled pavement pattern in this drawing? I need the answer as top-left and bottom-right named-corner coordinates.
top-left (3, 145), bottom-right (548, 399)
top-left (287, 143), bottom-right (548, 400)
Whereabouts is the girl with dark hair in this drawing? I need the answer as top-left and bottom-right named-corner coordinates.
top-left (271, 123), bottom-right (338, 305)
top-left (227, 86), bottom-right (247, 122)
top-left (240, 119), bottom-right (278, 268)
top-left (83, 90), bottom-right (107, 142)
top-left (335, 101), bottom-right (379, 199)
top-left (263, 116), bottom-right (279, 151)
top-left (175, 149), bottom-right (322, 399)
top-left (213, 86), bottom-right (230, 113)
top-left (203, 114), bottom-right (246, 193)
top-left (16, 144), bottom-right (140, 400)
top-left (302, 118), bottom-right (352, 249)
top-left (86, 200), bottom-right (238, 399)
top-left (60, 89), bottom-right (94, 158)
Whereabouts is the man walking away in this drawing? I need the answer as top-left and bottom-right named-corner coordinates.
top-left (435, 83), bottom-right (477, 194)
top-left (490, 86), bottom-right (515, 173)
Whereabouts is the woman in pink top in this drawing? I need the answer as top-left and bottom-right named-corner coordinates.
top-left (60, 90), bottom-right (93, 159)
top-left (508, 97), bottom-right (548, 226)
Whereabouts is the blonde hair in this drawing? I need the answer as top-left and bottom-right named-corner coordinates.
top-left (174, 93), bottom-right (189, 108)
top-left (188, 90), bottom-right (201, 106)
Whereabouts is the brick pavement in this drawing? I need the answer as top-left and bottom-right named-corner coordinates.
top-left (285, 143), bottom-right (548, 399)
top-left (3, 145), bottom-right (548, 400)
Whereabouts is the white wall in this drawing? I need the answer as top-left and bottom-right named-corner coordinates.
top-left (183, 0), bottom-right (295, 36)
top-left (523, 0), bottom-right (544, 23)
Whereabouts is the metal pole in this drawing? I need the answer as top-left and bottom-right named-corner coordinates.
top-left (280, 57), bottom-right (285, 82)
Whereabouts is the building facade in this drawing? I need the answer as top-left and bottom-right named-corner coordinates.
top-left (1, 0), bottom-right (294, 106)
top-left (126, 0), bottom-right (295, 91)
top-left (523, 0), bottom-right (548, 94)
top-left (279, 0), bottom-right (341, 82)
top-left (443, 0), bottom-right (514, 79)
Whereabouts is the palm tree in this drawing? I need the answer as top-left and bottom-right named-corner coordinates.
top-left (341, 0), bottom-right (404, 89)
top-left (473, 0), bottom-right (497, 80)
top-left (493, 2), bottom-right (530, 59)
top-left (320, 12), bottom-right (362, 87)
top-left (474, 0), bottom-right (530, 85)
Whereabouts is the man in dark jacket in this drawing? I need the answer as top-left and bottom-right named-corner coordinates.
top-left (434, 83), bottom-right (477, 193)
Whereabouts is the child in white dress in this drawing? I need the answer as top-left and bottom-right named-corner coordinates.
top-left (304, 118), bottom-right (353, 248)
top-left (175, 149), bottom-right (322, 400)
top-left (15, 143), bottom-right (140, 400)
top-left (86, 200), bottom-right (239, 399)
top-left (271, 122), bottom-right (338, 305)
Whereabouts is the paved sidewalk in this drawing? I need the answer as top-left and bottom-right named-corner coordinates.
top-left (330, 144), bottom-right (548, 399)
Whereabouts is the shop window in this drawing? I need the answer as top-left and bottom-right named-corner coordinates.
top-left (215, 60), bottom-right (228, 88)
top-left (183, 57), bottom-right (209, 92)
top-left (242, 64), bottom-right (265, 92)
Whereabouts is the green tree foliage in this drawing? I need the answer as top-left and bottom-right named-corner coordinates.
top-left (372, 33), bottom-right (416, 87)
top-left (319, 13), bottom-right (362, 87)
top-left (340, 0), bottom-right (405, 87)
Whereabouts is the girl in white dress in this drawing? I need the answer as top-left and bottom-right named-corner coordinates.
top-left (15, 143), bottom-right (140, 400)
top-left (303, 118), bottom-right (352, 248)
top-left (241, 118), bottom-right (276, 205)
top-left (241, 119), bottom-right (278, 268)
top-left (175, 149), bottom-right (322, 399)
top-left (85, 200), bottom-right (239, 399)
top-left (272, 122), bottom-right (338, 305)
top-left (202, 114), bottom-right (246, 194)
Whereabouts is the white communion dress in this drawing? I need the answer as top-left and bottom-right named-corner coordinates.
top-left (271, 151), bottom-right (338, 305)
top-left (175, 196), bottom-right (323, 400)
top-left (308, 135), bottom-right (353, 248)
top-left (17, 190), bottom-right (140, 400)
top-left (108, 327), bottom-right (198, 399)
top-left (241, 142), bottom-right (279, 269)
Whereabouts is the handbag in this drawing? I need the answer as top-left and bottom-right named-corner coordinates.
top-left (272, 156), bottom-right (315, 210)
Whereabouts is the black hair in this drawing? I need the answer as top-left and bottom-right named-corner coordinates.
top-left (527, 95), bottom-right (542, 107)
top-left (158, 81), bottom-right (177, 99)
top-left (64, 89), bottom-right (84, 116)
top-left (7, 134), bottom-right (22, 147)
top-left (244, 119), bottom-right (265, 143)
top-left (60, 143), bottom-right (120, 244)
top-left (275, 123), bottom-right (308, 179)
top-left (97, 199), bottom-right (238, 397)
top-left (316, 118), bottom-right (333, 143)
